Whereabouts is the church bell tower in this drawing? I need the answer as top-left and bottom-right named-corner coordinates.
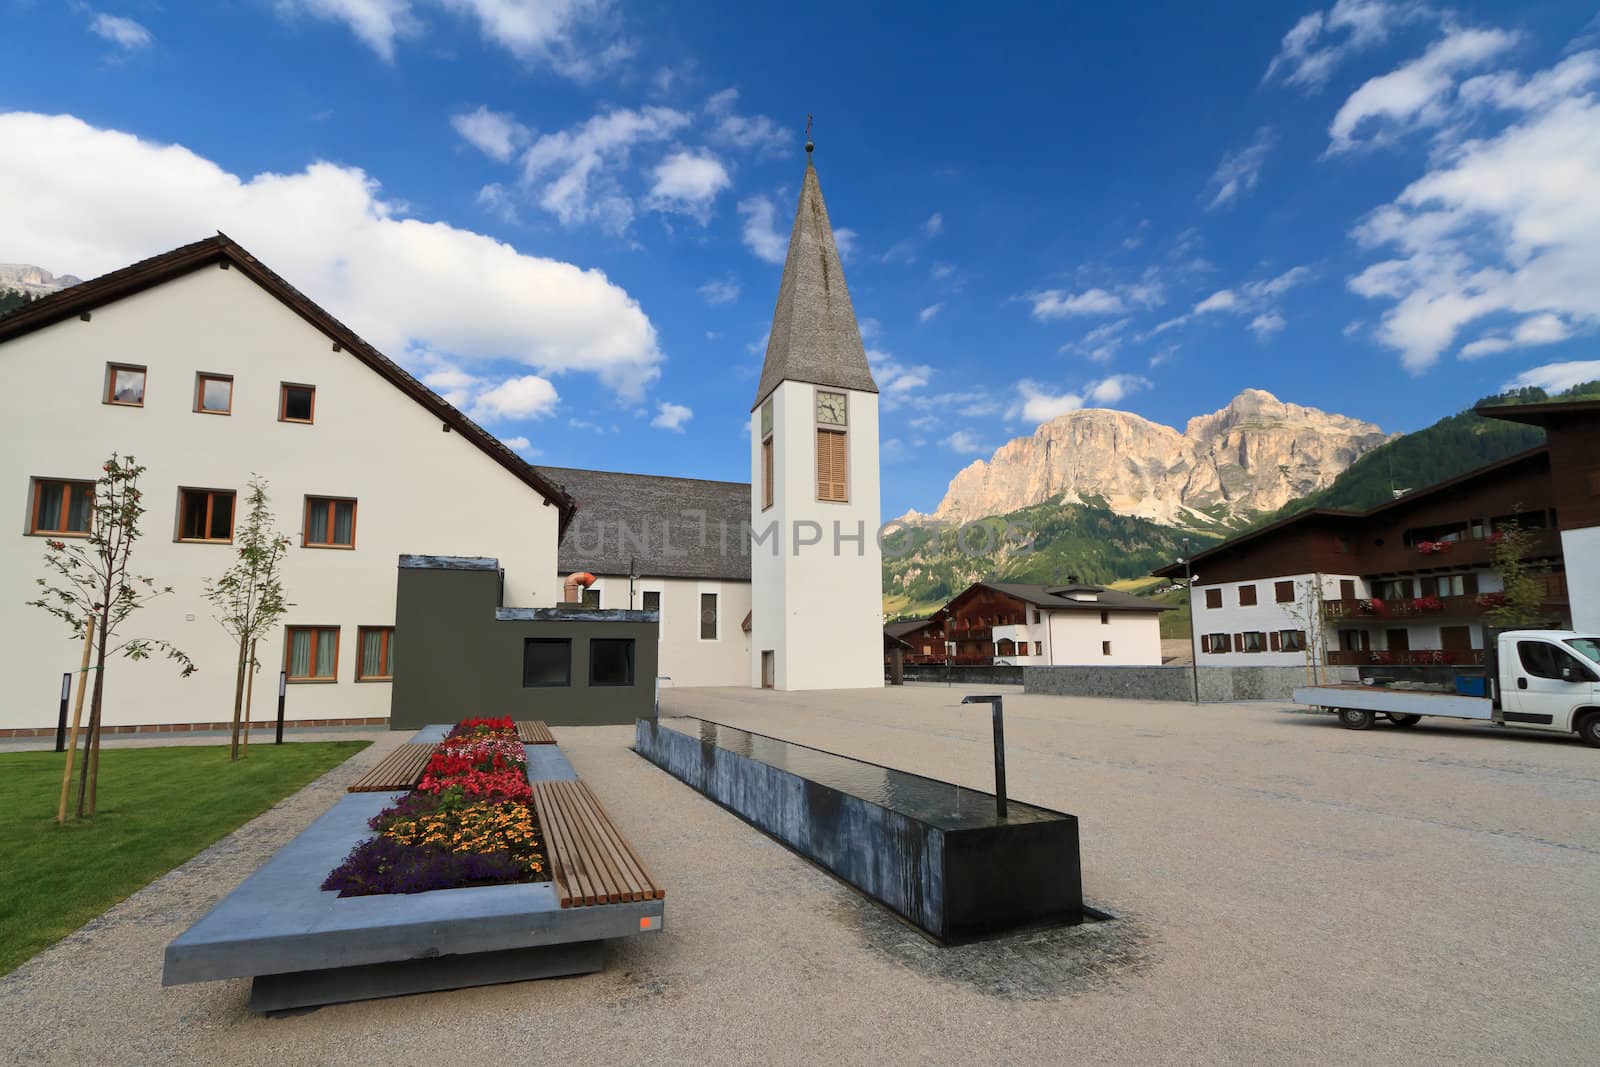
top-left (748, 137), bottom-right (884, 691)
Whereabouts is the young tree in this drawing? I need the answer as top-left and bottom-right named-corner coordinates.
top-left (29, 455), bottom-right (194, 819)
top-left (204, 475), bottom-right (291, 761)
top-left (1486, 518), bottom-right (1550, 629)
top-left (1283, 574), bottom-right (1330, 684)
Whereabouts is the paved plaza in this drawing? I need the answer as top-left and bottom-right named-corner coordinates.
top-left (2, 684), bottom-right (1597, 1064)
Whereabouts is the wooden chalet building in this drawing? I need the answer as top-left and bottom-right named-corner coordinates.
top-left (934, 581), bottom-right (1168, 666)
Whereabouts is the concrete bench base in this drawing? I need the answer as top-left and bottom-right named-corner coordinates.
top-left (249, 940), bottom-right (604, 1013)
top-left (164, 729), bottom-right (661, 1010)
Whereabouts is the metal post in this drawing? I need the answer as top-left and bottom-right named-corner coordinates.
top-left (960, 694), bottom-right (1008, 818)
top-left (1183, 539), bottom-right (1201, 705)
top-left (55, 673), bottom-right (71, 752)
top-left (274, 671), bottom-right (287, 745)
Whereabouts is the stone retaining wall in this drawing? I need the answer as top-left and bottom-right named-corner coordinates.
top-left (1024, 665), bottom-right (1316, 702)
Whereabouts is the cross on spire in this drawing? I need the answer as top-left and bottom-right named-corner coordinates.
top-left (805, 114), bottom-right (814, 155)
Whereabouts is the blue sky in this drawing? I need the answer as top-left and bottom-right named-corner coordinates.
top-left (3, 0), bottom-right (1599, 518)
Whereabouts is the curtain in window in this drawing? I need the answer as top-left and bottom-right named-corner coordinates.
top-left (333, 501), bottom-right (354, 545)
top-left (361, 630), bottom-right (384, 677)
top-left (315, 628), bottom-right (337, 677)
top-left (308, 499), bottom-right (329, 541)
top-left (36, 482), bottom-right (63, 530)
top-left (68, 484), bottom-right (93, 532)
top-left (288, 629), bottom-right (312, 677)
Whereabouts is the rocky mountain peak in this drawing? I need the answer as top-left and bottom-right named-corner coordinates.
top-left (905, 390), bottom-right (1391, 529)
top-left (0, 264), bottom-right (82, 298)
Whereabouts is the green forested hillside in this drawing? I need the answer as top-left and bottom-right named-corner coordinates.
top-left (1259, 381), bottom-right (1599, 521)
top-left (0, 289), bottom-right (34, 318)
top-left (883, 499), bottom-right (1218, 618)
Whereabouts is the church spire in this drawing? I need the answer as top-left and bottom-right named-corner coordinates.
top-left (751, 139), bottom-right (877, 410)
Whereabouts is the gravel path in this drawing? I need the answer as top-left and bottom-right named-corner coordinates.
top-left (2, 687), bottom-right (1596, 1065)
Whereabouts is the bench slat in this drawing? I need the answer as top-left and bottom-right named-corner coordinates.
top-left (533, 780), bottom-right (662, 908)
top-left (347, 743), bottom-right (436, 793)
top-left (515, 720), bottom-right (556, 745)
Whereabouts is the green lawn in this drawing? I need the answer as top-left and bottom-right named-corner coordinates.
top-left (0, 740), bottom-right (369, 976)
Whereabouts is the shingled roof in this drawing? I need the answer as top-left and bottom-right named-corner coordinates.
top-left (0, 234), bottom-right (576, 534)
top-left (751, 153), bottom-right (877, 411)
top-left (536, 466), bottom-right (751, 582)
top-left (951, 582), bottom-right (1171, 614)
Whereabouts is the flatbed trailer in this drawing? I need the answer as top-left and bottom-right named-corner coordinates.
top-left (1292, 630), bottom-right (1600, 746)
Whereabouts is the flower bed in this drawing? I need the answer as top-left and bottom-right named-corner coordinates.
top-left (323, 717), bottom-right (549, 897)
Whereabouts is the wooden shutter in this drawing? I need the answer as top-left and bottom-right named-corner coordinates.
top-left (1463, 572), bottom-right (1479, 596)
top-left (816, 429), bottom-right (848, 501)
top-left (1270, 631), bottom-right (1281, 651)
top-left (1224, 634), bottom-right (1234, 652)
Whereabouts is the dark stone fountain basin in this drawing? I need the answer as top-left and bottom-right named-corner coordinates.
top-left (635, 716), bottom-right (1082, 942)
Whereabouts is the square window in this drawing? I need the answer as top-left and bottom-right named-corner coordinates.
top-left (105, 364), bottom-right (146, 406)
top-left (1275, 580), bottom-right (1295, 603)
top-left (30, 478), bottom-right (94, 535)
top-left (523, 638), bottom-right (571, 688)
top-left (590, 638), bottom-right (635, 687)
top-left (304, 496), bottom-right (356, 547)
top-left (195, 373), bottom-right (232, 414)
top-left (1205, 588), bottom-right (1222, 609)
top-left (357, 626), bottom-right (394, 680)
top-left (1238, 585), bottom-right (1258, 607)
top-left (178, 488), bottom-right (235, 542)
top-left (285, 626), bottom-right (339, 681)
top-left (642, 590), bottom-right (661, 613)
top-left (581, 587), bottom-right (600, 609)
top-left (280, 383), bottom-right (315, 423)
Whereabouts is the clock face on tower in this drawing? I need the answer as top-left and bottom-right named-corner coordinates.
top-left (816, 390), bottom-right (847, 426)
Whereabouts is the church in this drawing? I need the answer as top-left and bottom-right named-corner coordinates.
top-left (0, 145), bottom-right (883, 735)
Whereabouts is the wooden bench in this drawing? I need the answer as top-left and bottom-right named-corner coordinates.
top-left (347, 743), bottom-right (436, 792)
top-left (532, 780), bottom-right (664, 908)
top-left (515, 720), bottom-right (556, 745)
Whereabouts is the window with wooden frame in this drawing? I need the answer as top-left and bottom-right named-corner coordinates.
top-left (699, 592), bottom-right (719, 640)
top-left (1033, 641), bottom-right (1042, 655)
top-left (1101, 641), bottom-right (1113, 656)
top-left (195, 373), bottom-right (233, 414)
top-left (280, 383), bottom-right (316, 424)
top-left (285, 625), bottom-right (339, 682)
top-left (356, 626), bottom-right (394, 681)
top-left (762, 436), bottom-right (774, 510)
top-left (304, 496), bottom-right (356, 548)
top-left (1239, 631), bottom-right (1266, 652)
top-left (104, 363), bottom-right (146, 407)
top-left (30, 478), bottom-right (94, 536)
top-left (1202, 633), bottom-right (1231, 654)
top-left (1275, 580), bottom-right (1295, 603)
top-left (178, 488), bottom-right (236, 542)
top-left (1238, 584), bottom-right (1258, 606)
top-left (1278, 629), bottom-right (1306, 652)
top-left (1204, 588), bottom-right (1222, 609)
top-left (816, 429), bottom-right (848, 502)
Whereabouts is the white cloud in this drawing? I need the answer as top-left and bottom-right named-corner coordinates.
top-left (518, 106), bottom-right (689, 232)
top-left (1029, 288), bottom-right (1125, 319)
top-left (697, 275), bottom-right (740, 305)
top-left (280, 0), bottom-right (622, 74)
top-left (275, 0), bottom-right (420, 63)
top-left (1347, 48), bottom-right (1600, 371)
top-left (1328, 26), bottom-right (1519, 152)
top-left (867, 349), bottom-right (933, 407)
top-left (942, 430), bottom-right (991, 455)
top-left (451, 106), bottom-right (528, 162)
top-left (918, 303), bottom-right (943, 324)
top-left (1503, 359), bottom-right (1600, 393)
top-left (1194, 290), bottom-right (1237, 314)
top-left (1196, 267), bottom-right (1309, 316)
top-left (499, 434), bottom-right (538, 456)
top-left (650, 401), bottom-right (693, 431)
top-left (1459, 313), bottom-right (1572, 358)
top-left (1264, 0), bottom-right (1431, 90)
top-left (1249, 312), bottom-right (1287, 339)
top-left (738, 195), bottom-right (786, 263)
top-left (645, 149), bottom-right (730, 222)
top-left (931, 261), bottom-right (956, 281)
top-left (1207, 127), bottom-right (1274, 209)
top-left (704, 88), bottom-right (789, 156)
top-left (832, 227), bottom-right (857, 261)
top-left (475, 182), bottom-right (518, 222)
top-left (469, 374), bottom-right (560, 420)
top-left (0, 111), bottom-right (665, 399)
top-left (90, 13), bottom-right (153, 50)
top-left (923, 212), bottom-right (944, 237)
top-left (1009, 375), bottom-right (1149, 423)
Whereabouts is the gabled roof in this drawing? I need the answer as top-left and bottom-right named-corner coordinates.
top-left (1151, 443), bottom-right (1551, 579)
top-left (752, 154), bottom-right (877, 411)
top-left (944, 581), bottom-right (1170, 615)
top-left (535, 465), bottom-right (750, 582)
top-left (884, 617), bottom-right (940, 639)
top-left (0, 234), bottom-right (577, 535)
top-left (1477, 397), bottom-right (1600, 427)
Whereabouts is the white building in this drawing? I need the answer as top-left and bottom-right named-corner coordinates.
top-left (747, 146), bottom-right (884, 691)
top-left (0, 236), bottom-right (573, 736)
top-left (941, 582), bottom-right (1168, 666)
top-left (534, 466), bottom-right (751, 688)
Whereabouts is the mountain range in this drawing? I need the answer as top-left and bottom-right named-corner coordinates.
top-left (0, 264), bottom-right (81, 298)
top-left (902, 389), bottom-right (1391, 531)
